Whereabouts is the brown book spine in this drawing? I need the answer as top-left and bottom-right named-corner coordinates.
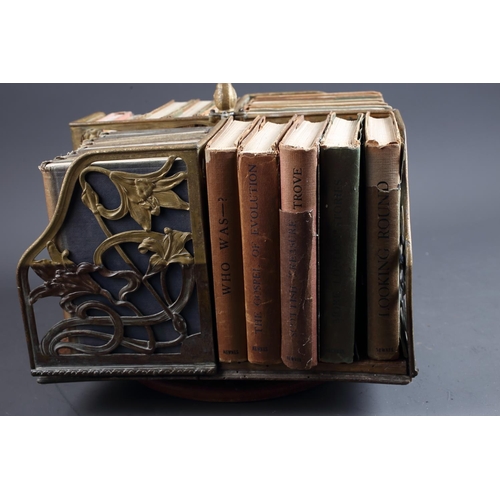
top-left (238, 151), bottom-right (282, 364)
top-left (206, 148), bottom-right (247, 362)
top-left (365, 123), bottom-right (401, 361)
top-left (279, 144), bottom-right (319, 369)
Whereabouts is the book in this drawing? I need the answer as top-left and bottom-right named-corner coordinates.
top-left (144, 99), bottom-right (214, 119)
top-left (69, 101), bottom-right (215, 149)
top-left (35, 126), bottom-right (216, 362)
top-left (177, 100), bottom-right (213, 117)
top-left (40, 127), bottom-right (213, 220)
top-left (237, 118), bottom-right (293, 364)
top-left (145, 100), bottom-right (193, 119)
top-left (237, 90), bottom-right (392, 119)
top-left (97, 111), bottom-right (134, 122)
top-left (205, 117), bottom-right (259, 362)
top-left (319, 113), bottom-right (363, 363)
top-left (279, 115), bottom-right (327, 369)
top-left (364, 112), bottom-right (402, 360)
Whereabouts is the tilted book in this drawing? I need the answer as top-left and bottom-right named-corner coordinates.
top-left (279, 115), bottom-right (328, 369)
top-left (237, 118), bottom-right (293, 364)
top-left (319, 113), bottom-right (363, 364)
top-left (69, 102), bottom-right (215, 148)
top-left (365, 112), bottom-right (401, 360)
top-left (205, 117), bottom-right (260, 362)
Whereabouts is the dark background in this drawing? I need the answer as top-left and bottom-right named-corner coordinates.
top-left (1, 83), bottom-right (499, 415)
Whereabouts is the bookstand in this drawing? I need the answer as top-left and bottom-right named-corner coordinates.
top-left (17, 84), bottom-right (417, 400)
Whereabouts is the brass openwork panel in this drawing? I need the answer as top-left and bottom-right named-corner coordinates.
top-left (18, 143), bottom-right (216, 379)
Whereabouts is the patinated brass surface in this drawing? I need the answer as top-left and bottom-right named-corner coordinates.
top-left (18, 141), bottom-right (217, 379)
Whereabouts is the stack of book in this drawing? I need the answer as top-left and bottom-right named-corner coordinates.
top-left (205, 104), bottom-right (403, 369)
top-left (69, 99), bottom-right (216, 148)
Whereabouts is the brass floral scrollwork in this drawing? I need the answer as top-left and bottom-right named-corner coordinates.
top-left (138, 227), bottom-right (193, 277)
top-left (26, 155), bottom-right (197, 357)
top-left (80, 156), bottom-right (189, 230)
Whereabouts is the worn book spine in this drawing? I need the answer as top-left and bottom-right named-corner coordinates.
top-left (238, 151), bottom-right (282, 364)
top-left (39, 162), bottom-right (65, 221)
top-left (279, 146), bottom-right (319, 369)
top-left (365, 129), bottom-right (401, 361)
top-left (319, 145), bottom-right (360, 363)
top-left (205, 148), bottom-right (247, 362)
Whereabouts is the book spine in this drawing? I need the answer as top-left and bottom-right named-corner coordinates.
top-left (39, 163), bottom-right (73, 262)
top-left (39, 164), bottom-right (61, 221)
top-left (365, 143), bottom-right (401, 360)
top-left (205, 149), bottom-right (247, 362)
top-left (279, 147), bottom-right (318, 369)
top-left (38, 164), bottom-right (70, 252)
top-left (238, 152), bottom-right (281, 364)
top-left (319, 146), bottom-right (360, 363)
top-left (39, 162), bottom-right (74, 354)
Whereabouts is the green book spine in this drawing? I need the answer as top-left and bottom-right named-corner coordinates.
top-left (319, 145), bottom-right (360, 363)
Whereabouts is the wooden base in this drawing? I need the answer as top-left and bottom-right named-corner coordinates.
top-left (141, 380), bottom-right (325, 402)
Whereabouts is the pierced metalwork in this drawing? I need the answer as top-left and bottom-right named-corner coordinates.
top-left (24, 157), bottom-right (196, 357)
top-left (394, 108), bottom-right (416, 378)
top-left (80, 158), bottom-right (190, 231)
top-left (399, 205), bottom-right (409, 360)
top-left (18, 144), bottom-right (216, 375)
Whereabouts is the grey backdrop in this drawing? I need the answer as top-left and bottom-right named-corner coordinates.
top-left (1, 83), bottom-right (498, 415)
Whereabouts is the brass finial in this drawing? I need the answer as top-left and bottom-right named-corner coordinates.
top-left (213, 83), bottom-right (237, 112)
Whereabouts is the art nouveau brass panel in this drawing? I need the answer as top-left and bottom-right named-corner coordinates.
top-left (18, 141), bottom-right (217, 381)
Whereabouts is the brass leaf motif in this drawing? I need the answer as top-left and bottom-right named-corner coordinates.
top-left (80, 157), bottom-right (190, 231)
top-left (30, 243), bottom-right (101, 307)
top-left (138, 227), bottom-right (193, 278)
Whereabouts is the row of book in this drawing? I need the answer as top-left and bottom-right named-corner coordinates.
top-left (205, 110), bottom-right (402, 369)
top-left (81, 89), bottom-right (391, 127)
top-left (96, 99), bottom-right (215, 123)
top-left (37, 90), bottom-right (402, 370)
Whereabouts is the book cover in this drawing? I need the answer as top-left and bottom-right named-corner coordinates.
top-left (365, 112), bottom-right (401, 361)
top-left (237, 118), bottom-right (293, 364)
top-left (319, 113), bottom-right (363, 363)
top-left (279, 115), bottom-right (327, 369)
top-left (205, 117), bottom-right (260, 362)
top-left (29, 126), bottom-right (216, 366)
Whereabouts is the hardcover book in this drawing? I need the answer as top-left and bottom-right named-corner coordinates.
top-left (205, 117), bottom-right (260, 362)
top-left (364, 112), bottom-right (402, 361)
top-left (319, 113), bottom-right (363, 364)
top-left (237, 117), bottom-right (293, 364)
top-left (279, 115), bottom-right (328, 369)
top-left (69, 102), bottom-right (215, 148)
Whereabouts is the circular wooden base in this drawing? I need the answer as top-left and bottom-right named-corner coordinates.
top-left (141, 380), bottom-right (324, 403)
